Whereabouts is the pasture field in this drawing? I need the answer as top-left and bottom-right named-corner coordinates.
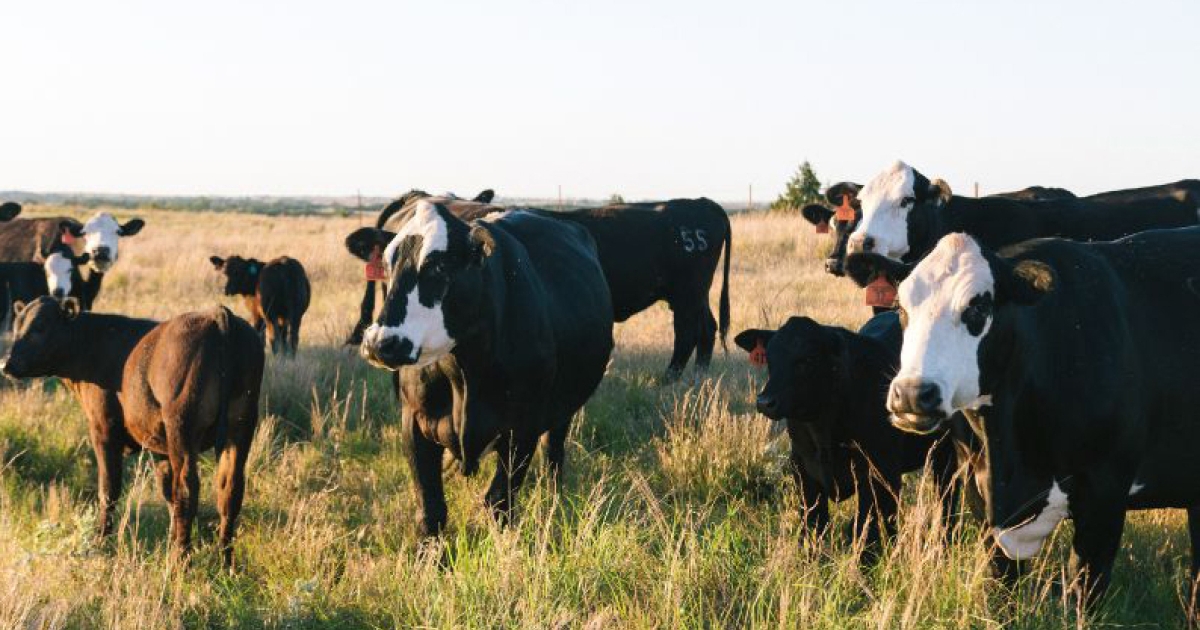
top-left (0, 205), bottom-right (1194, 629)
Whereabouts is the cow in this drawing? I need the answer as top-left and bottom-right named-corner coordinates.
top-left (0, 211), bottom-right (145, 310)
top-left (845, 160), bottom-right (1198, 263)
top-left (357, 201), bottom-right (613, 536)
top-left (863, 228), bottom-right (1200, 606)
top-left (346, 193), bottom-right (732, 382)
top-left (0, 202), bottom-right (21, 221)
top-left (804, 181), bottom-right (1079, 280)
top-left (735, 311), bottom-right (962, 554)
top-left (209, 255), bottom-right (311, 356)
top-left (0, 243), bottom-right (92, 330)
top-left (0, 297), bottom-right (264, 568)
top-left (344, 190), bottom-right (504, 346)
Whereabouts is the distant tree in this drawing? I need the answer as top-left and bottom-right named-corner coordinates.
top-left (772, 161), bottom-right (823, 211)
top-left (608, 193), bottom-right (626, 204)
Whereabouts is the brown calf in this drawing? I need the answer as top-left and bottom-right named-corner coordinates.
top-left (209, 255), bottom-right (311, 355)
top-left (0, 297), bottom-right (265, 567)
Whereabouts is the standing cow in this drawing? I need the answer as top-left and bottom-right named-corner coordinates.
top-left (357, 201), bottom-right (613, 536)
top-left (860, 228), bottom-right (1200, 607)
top-left (1, 298), bottom-right (264, 567)
top-left (209, 255), bottom-right (311, 356)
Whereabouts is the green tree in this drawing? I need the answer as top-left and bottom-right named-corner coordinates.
top-left (772, 161), bottom-right (823, 210)
top-left (608, 193), bottom-right (626, 204)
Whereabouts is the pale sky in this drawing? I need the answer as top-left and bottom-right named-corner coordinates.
top-left (2, 0), bottom-right (1197, 201)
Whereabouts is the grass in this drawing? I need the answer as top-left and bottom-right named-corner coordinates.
top-left (0, 205), bottom-right (1194, 628)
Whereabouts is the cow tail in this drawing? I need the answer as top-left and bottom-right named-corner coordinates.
top-left (213, 305), bottom-right (234, 455)
top-left (718, 215), bottom-right (732, 353)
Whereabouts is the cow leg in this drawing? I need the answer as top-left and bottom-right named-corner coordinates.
top-left (664, 302), bottom-right (701, 382)
top-left (165, 418), bottom-right (200, 560)
top-left (1066, 500), bottom-right (1126, 608)
top-left (155, 458), bottom-right (173, 504)
top-left (542, 421), bottom-right (570, 486)
top-left (264, 320), bottom-right (281, 356)
top-left (931, 437), bottom-right (963, 536)
top-left (791, 456), bottom-right (829, 536)
top-left (484, 433), bottom-right (537, 526)
top-left (89, 425), bottom-right (125, 538)
top-left (1186, 506), bottom-right (1200, 621)
top-left (405, 412), bottom-right (447, 537)
top-left (288, 316), bottom-right (302, 356)
top-left (854, 462), bottom-right (899, 555)
top-left (214, 397), bottom-right (256, 570)
top-left (693, 306), bottom-right (718, 372)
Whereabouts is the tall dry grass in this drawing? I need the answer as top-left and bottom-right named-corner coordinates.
top-left (0, 205), bottom-right (1193, 628)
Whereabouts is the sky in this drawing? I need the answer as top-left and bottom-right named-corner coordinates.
top-left (2, 0), bottom-right (1197, 202)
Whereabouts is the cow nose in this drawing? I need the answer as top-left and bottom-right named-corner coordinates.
top-left (51, 288), bottom-right (66, 300)
top-left (363, 332), bottom-right (417, 367)
top-left (888, 377), bottom-right (946, 434)
top-left (846, 233), bottom-right (866, 254)
top-left (93, 247), bottom-right (111, 262)
top-left (756, 394), bottom-right (780, 417)
top-left (824, 257), bottom-right (844, 276)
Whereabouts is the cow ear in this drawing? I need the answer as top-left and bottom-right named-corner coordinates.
top-left (1003, 260), bottom-right (1055, 305)
top-left (826, 182), bottom-right (861, 206)
top-left (344, 228), bottom-right (394, 262)
top-left (209, 256), bottom-right (225, 270)
top-left (62, 297), bottom-right (82, 320)
top-left (0, 202), bottom-right (21, 221)
top-left (60, 220), bottom-right (84, 238)
top-left (472, 189), bottom-right (495, 204)
top-left (75, 252), bottom-right (90, 266)
top-left (844, 252), bottom-right (915, 288)
top-left (12, 300), bottom-right (27, 318)
top-left (117, 218), bottom-right (145, 236)
top-left (800, 204), bottom-right (835, 227)
top-left (929, 179), bottom-right (953, 207)
top-left (468, 226), bottom-right (496, 266)
top-left (733, 329), bottom-right (774, 353)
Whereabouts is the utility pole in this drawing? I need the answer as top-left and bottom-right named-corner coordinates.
top-left (748, 184), bottom-right (753, 212)
top-left (557, 185), bottom-right (563, 211)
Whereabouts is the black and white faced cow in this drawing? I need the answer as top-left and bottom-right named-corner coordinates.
top-left (735, 312), bottom-right (961, 552)
top-left (845, 160), bottom-right (1198, 264)
top-left (60, 212), bottom-right (146, 274)
top-left (358, 201), bottom-right (614, 536)
top-left (799, 182), bottom-right (863, 277)
top-left (878, 229), bottom-right (1200, 604)
top-left (0, 243), bottom-right (91, 329)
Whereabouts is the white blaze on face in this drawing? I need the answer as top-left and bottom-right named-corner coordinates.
top-left (81, 213), bottom-right (123, 271)
top-left (896, 233), bottom-right (995, 415)
top-left (850, 160), bottom-right (917, 259)
top-left (362, 200), bottom-right (455, 368)
top-left (994, 481), bottom-right (1070, 560)
top-left (43, 252), bottom-right (74, 298)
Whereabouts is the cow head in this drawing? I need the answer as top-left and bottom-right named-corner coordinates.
top-left (40, 242), bottom-right (90, 301)
top-left (885, 233), bottom-right (1054, 434)
top-left (209, 255), bottom-right (264, 296)
top-left (472, 189), bottom-right (496, 204)
top-left (798, 182), bottom-right (864, 277)
top-left (61, 212), bottom-right (145, 273)
top-left (344, 228), bottom-right (396, 262)
top-left (359, 200), bottom-right (493, 370)
top-left (846, 161), bottom-right (952, 261)
top-left (0, 296), bottom-right (82, 379)
top-left (0, 201), bottom-right (22, 221)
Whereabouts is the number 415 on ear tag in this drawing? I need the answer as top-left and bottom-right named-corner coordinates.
top-left (865, 276), bottom-right (897, 307)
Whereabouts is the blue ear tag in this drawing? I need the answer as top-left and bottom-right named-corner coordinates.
top-left (249, 265), bottom-right (258, 275)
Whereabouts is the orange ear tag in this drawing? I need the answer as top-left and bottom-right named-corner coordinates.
top-left (749, 339), bottom-right (768, 367)
top-left (815, 220), bottom-right (831, 234)
top-left (865, 276), bottom-right (897, 307)
top-left (364, 247), bottom-right (387, 281)
top-left (835, 194), bottom-right (856, 222)
top-left (61, 231), bottom-right (76, 245)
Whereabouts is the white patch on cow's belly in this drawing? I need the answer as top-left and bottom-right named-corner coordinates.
top-left (994, 480), bottom-right (1070, 560)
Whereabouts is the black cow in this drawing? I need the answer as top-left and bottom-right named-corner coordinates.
top-left (357, 201), bottom-right (614, 536)
top-left (845, 160), bottom-right (1198, 264)
top-left (736, 312), bottom-right (961, 552)
top-left (347, 193), bottom-right (732, 381)
top-left (0, 202), bottom-right (21, 221)
top-left (0, 243), bottom-right (92, 328)
top-left (865, 228), bottom-right (1200, 606)
top-left (209, 255), bottom-right (311, 356)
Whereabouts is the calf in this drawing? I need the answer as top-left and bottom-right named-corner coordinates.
top-left (209, 255), bottom-right (311, 356)
top-left (0, 243), bottom-right (92, 329)
top-left (358, 201), bottom-right (613, 536)
top-left (1, 298), bottom-right (264, 567)
top-left (736, 312), bottom-right (960, 550)
top-left (870, 228), bottom-right (1200, 605)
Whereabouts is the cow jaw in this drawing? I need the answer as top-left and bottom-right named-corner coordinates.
top-left (849, 160), bottom-right (916, 260)
top-left (43, 252), bottom-right (74, 299)
top-left (994, 481), bottom-right (1070, 560)
top-left (891, 233), bottom-right (994, 420)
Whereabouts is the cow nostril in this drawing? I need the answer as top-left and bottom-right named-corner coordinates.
top-left (917, 382), bottom-right (941, 413)
top-left (756, 395), bottom-right (778, 415)
top-left (862, 236), bottom-right (875, 253)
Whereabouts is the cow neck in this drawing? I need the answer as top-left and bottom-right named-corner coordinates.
top-left (55, 313), bottom-right (157, 390)
top-left (78, 268), bottom-right (103, 308)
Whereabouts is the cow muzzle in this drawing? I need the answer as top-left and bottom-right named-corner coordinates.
top-left (887, 377), bottom-right (947, 434)
top-left (823, 256), bottom-right (844, 276)
top-left (846, 233), bottom-right (874, 254)
top-left (360, 328), bottom-right (419, 369)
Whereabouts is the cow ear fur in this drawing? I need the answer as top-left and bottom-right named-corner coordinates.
top-left (930, 179), bottom-right (953, 207)
top-left (469, 226), bottom-right (496, 265)
top-left (733, 329), bottom-right (774, 353)
top-left (209, 256), bottom-right (225, 270)
top-left (12, 300), bottom-right (27, 318)
top-left (1004, 260), bottom-right (1055, 305)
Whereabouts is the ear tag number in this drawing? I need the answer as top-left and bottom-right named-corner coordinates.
top-left (749, 339), bottom-right (768, 367)
top-left (365, 246), bottom-right (387, 281)
top-left (815, 220), bottom-right (831, 234)
top-left (865, 276), bottom-right (897, 307)
top-left (835, 194), bottom-right (856, 222)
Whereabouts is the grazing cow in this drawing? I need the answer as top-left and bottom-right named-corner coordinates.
top-left (344, 190), bottom-right (504, 346)
top-left (845, 160), bottom-right (1198, 263)
top-left (867, 228), bottom-right (1200, 604)
top-left (736, 312), bottom-right (961, 552)
top-left (802, 182), bottom-right (1075, 278)
top-left (358, 201), bottom-right (613, 536)
top-left (347, 193), bottom-right (731, 381)
top-left (209, 255), bottom-right (311, 356)
top-left (1, 298), bottom-right (264, 567)
top-left (0, 202), bottom-right (21, 221)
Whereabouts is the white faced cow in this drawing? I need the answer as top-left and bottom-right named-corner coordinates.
top-left (62, 212), bottom-right (146, 273)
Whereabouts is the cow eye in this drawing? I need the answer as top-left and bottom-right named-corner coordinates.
top-left (961, 297), bottom-right (992, 336)
top-left (900, 196), bottom-right (916, 208)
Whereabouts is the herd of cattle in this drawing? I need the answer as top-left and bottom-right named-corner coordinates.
top-left (0, 161), bottom-right (1198, 614)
